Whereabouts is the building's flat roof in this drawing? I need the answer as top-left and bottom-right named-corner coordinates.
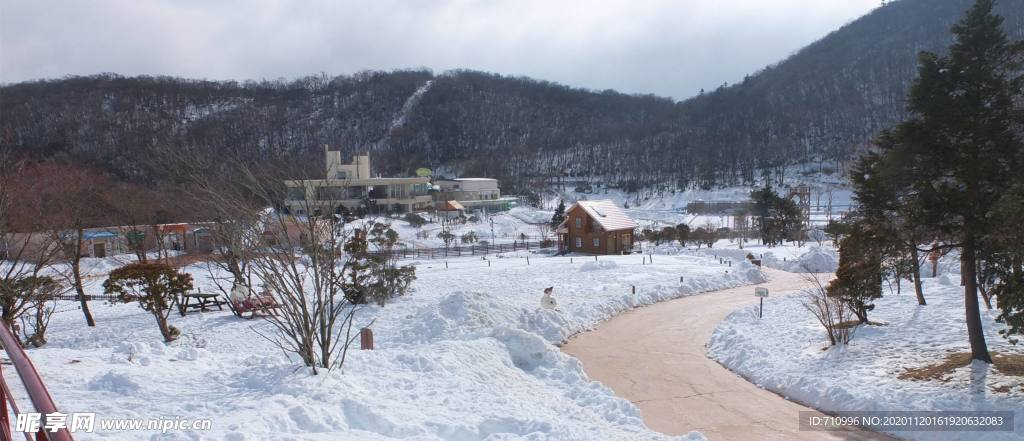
top-left (437, 178), bottom-right (497, 182)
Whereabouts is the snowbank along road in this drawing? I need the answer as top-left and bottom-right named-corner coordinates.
top-left (562, 268), bottom-right (897, 441)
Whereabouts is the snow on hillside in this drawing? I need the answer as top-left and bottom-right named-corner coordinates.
top-left (26, 252), bottom-right (763, 440)
top-left (708, 267), bottom-right (1024, 441)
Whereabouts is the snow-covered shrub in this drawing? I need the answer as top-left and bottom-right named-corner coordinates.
top-left (403, 213), bottom-right (427, 228)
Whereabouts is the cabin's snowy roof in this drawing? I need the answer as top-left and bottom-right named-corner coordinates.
top-left (570, 200), bottom-right (638, 231)
top-left (440, 200), bottom-right (465, 211)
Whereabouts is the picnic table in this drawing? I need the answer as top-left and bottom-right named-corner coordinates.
top-left (178, 291), bottom-right (226, 315)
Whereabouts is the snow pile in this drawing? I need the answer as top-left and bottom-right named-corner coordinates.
top-left (579, 260), bottom-right (619, 272)
top-left (709, 272), bottom-right (1024, 441)
top-left (687, 244), bottom-right (838, 274)
top-left (31, 252), bottom-right (752, 440)
top-left (87, 372), bottom-right (140, 394)
top-left (761, 246), bottom-right (838, 273)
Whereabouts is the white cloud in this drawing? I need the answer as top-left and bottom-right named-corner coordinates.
top-left (0, 0), bottom-right (878, 99)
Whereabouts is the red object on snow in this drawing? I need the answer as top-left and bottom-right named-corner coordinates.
top-left (0, 319), bottom-right (74, 441)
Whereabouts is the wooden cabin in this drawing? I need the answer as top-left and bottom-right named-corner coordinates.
top-left (436, 200), bottom-right (466, 220)
top-left (556, 200), bottom-right (638, 254)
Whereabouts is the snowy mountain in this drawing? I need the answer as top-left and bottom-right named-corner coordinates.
top-left (1, 0), bottom-right (1021, 191)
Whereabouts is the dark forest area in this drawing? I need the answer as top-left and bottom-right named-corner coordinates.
top-left (2, 0), bottom-right (1021, 194)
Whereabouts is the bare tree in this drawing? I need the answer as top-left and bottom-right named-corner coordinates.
top-left (801, 272), bottom-right (857, 346)
top-left (161, 148), bottom-right (367, 374)
top-left (245, 177), bottom-right (363, 374)
top-left (19, 276), bottom-right (62, 347)
top-left (0, 155), bottom-right (73, 341)
top-left (31, 163), bottom-right (115, 327)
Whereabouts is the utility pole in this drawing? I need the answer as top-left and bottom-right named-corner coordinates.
top-left (489, 215), bottom-right (495, 244)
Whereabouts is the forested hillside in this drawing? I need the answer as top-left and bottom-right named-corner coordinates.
top-left (2, 0), bottom-right (1021, 191)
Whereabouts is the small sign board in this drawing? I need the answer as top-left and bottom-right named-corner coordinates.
top-left (754, 287), bottom-right (769, 298)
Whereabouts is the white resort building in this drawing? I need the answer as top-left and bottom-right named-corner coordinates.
top-left (284, 148), bottom-right (432, 215)
top-left (433, 178), bottom-right (518, 212)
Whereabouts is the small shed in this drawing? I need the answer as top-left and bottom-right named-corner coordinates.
top-left (82, 230), bottom-right (119, 258)
top-left (436, 200), bottom-right (466, 220)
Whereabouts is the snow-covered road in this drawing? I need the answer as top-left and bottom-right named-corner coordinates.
top-left (562, 269), bottom-right (895, 441)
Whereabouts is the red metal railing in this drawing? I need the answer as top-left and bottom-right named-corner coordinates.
top-left (0, 321), bottom-right (73, 441)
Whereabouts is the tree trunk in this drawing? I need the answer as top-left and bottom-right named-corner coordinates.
top-left (974, 259), bottom-right (994, 310)
top-left (72, 228), bottom-right (96, 327)
top-left (961, 241), bottom-right (991, 363)
top-left (153, 311), bottom-right (177, 342)
top-left (978, 283), bottom-right (992, 310)
top-left (910, 246), bottom-right (926, 305)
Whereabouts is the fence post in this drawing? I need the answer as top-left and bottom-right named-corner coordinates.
top-left (445, 261), bottom-right (449, 269)
top-left (360, 328), bottom-right (374, 350)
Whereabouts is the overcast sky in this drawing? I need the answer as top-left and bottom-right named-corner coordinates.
top-left (0, 0), bottom-right (878, 100)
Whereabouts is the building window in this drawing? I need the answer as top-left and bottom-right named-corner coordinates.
top-left (575, 237), bottom-right (582, 248)
top-left (286, 187), bottom-right (306, 200)
top-left (317, 186), bottom-right (347, 201)
top-left (593, 237), bottom-right (600, 247)
top-left (575, 217), bottom-right (582, 228)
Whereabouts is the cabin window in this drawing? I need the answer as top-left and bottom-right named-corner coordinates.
top-left (575, 217), bottom-right (582, 228)
top-left (575, 237), bottom-right (582, 248)
top-left (593, 237), bottom-right (600, 247)
top-left (622, 234), bottom-right (631, 246)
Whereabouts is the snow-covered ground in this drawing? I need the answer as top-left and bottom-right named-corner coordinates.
top-left (547, 171), bottom-right (855, 230)
top-left (646, 238), bottom-right (840, 274)
top-left (23, 251), bottom-right (763, 440)
top-left (392, 176), bottom-right (853, 251)
top-left (708, 263), bottom-right (1024, 440)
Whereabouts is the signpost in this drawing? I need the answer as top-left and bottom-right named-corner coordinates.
top-left (754, 287), bottom-right (769, 318)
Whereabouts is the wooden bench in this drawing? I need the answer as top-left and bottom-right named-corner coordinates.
top-left (177, 292), bottom-right (226, 315)
top-left (231, 295), bottom-right (281, 319)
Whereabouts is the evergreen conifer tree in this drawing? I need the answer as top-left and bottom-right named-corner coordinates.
top-left (852, 0), bottom-right (1023, 362)
top-left (550, 199), bottom-right (567, 229)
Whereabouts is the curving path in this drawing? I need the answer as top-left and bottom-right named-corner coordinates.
top-left (561, 268), bottom-right (896, 441)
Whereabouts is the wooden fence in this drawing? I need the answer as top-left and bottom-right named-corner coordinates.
top-left (370, 239), bottom-right (557, 259)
